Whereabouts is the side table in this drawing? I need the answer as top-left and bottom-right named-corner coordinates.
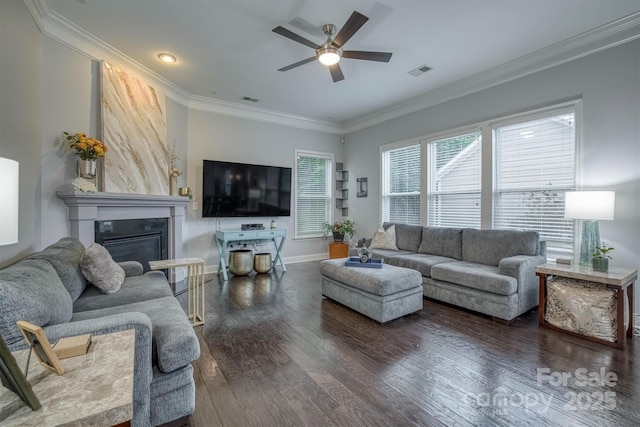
top-left (536, 263), bottom-right (636, 349)
top-left (150, 257), bottom-right (205, 326)
top-left (329, 242), bottom-right (349, 259)
top-left (0, 330), bottom-right (135, 426)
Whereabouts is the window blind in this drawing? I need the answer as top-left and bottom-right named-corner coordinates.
top-left (295, 151), bottom-right (333, 238)
top-left (427, 132), bottom-right (481, 228)
top-left (494, 111), bottom-right (576, 258)
top-left (381, 144), bottom-right (420, 225)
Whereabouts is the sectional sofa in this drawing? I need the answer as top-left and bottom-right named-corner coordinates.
top-left (0, 237), bottom-right (199, 426)
top-left (356, 223), bottom-right (547, 322)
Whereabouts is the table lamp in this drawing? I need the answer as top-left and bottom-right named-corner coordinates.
top-left (564, 191), bottom-right (615, 266)
top-left (0, 157), bottom-right (19, 246)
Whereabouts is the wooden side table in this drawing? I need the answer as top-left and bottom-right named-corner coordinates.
top-left (150, 257), bottom-right (205, 326)
top-left (0, 330), bottom-right (135, 426)
top-left (329, 242), bottom-right (349, 259)
top-left (536, 263), bottom-right (636, 349)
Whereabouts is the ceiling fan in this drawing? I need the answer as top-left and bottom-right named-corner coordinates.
top-left (272, 11), bottom-right (392, 83)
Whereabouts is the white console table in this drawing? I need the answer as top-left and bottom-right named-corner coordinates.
top-left (215, 229), bottom-right (287, 281)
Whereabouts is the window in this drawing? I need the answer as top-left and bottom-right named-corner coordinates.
top-left (295, 150), bottom-right (333, 238)
top-left (381, 144), bottom-right (420, 225)
top-left (493, 109), bottom-right (576, 258)
top-left (427, 131), bottom-right (482, 228)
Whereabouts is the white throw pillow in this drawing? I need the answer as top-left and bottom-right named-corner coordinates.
top-left (369, 225), bottom-right (399, 250)
top-left (80, 243), bottom-right (125, 294)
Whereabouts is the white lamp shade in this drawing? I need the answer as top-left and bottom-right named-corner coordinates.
top-left (0, 158), bottom-right (19, 245)
top-left (564, 191), bottom-right (615, 220)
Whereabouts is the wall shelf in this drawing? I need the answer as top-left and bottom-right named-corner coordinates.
top-left (336, 162), bottom-right (348, 216)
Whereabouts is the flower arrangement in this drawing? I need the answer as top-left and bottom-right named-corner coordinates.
top-left (323, 218), bottom-right (356, 238)
top-left (593, 243), bottom-right (614, 259)
top-left (64, 132), bottom-right (107, 160)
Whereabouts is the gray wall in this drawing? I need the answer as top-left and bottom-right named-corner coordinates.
top-left (185, 111), bottom-right (343, 268)
top-left (345, 40), bottom-right (640, 311)
top-left (0, 0), bottom-right (43, 267)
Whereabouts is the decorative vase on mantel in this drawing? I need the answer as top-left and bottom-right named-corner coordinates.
top-left (77, 159), bottom-right (97, 179)
top-left (169, 175), bottom-right (178, 196)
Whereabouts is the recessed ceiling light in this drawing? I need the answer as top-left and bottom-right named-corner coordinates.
top-left (157, 53), bottom-right (177, 63)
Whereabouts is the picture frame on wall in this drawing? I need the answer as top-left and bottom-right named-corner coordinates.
top-left (0, 335), bottom-right (41, 411)
top-left (357, 177), bottom-right (368, 197)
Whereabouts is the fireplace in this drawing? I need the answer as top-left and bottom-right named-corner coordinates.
top-left (95, 218), bottom-right (168, 272)
top-left (57, 190), bottom-right (190, 287)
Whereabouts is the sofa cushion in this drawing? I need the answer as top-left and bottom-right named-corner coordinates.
top-left (370, 225), bottom-right (398, 250)
top-left (418, 227), bottom-right (463, 260)
top-left (71, 296), bottom-right (200, 373)
top-left (462, 229), bottom-right (540, 266)
top-left (0, 258), bottom-right (73, 347)
top-left (383, 222), bottom-right (422, 252)
top-left (80, 243), bottom-right (125, 294)
top-left (28, 237), bottom-right (87, 301)
top-left (431, 261), bottom-right (518, 296)
top-left (369, 248), bottom-right (414, 260)
top-left (386, 253), bottom-right (457, 278)
top-left (74, 271), bottom-right (173, 312)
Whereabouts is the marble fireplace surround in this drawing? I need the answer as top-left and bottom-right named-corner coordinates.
top-left (57, 190), bottom-right (190, 281)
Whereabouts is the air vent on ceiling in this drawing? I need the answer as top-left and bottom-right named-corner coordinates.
top-left (408, 65), bottom-right (432, 77)
top-left (241, 96), bottom-right (259, 102)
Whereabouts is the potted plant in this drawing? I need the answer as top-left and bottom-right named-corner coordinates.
top-left (592, 243), bottom-right (614, 272)
top-left (323, 219), bottom-right (356, 243)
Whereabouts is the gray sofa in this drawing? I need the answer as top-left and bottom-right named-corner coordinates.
top-left (356, 223), bottom-right (547, 322)
top-left (0, 237), bottom-right (200, 427)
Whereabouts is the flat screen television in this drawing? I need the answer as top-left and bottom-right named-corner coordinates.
top-left (202, 160), bottom-right (292, 218)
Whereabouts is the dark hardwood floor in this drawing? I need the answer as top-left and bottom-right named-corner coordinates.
top-left (179, 261), bottom-right (639, 427)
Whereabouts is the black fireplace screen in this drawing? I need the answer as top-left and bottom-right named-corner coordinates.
top-left (94, 218), bottom-right (168, 272)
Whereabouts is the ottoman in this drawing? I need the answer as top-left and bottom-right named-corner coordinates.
top-left (320, 258), bottom-right (423, 323)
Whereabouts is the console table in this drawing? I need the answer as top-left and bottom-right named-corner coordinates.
top-left (215, 229), bottom-right (286, 281)
top-left (0, 330), bottom-right (135, 426)
top-left (536, 263), bottom-right (636, 349)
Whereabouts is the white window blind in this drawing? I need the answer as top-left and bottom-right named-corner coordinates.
top-left (381, 144), bottom-right (420, 225)
top-left (494, 110), bottom-right (576, 258)
top-left (427, 132), bottom-right (481, 228)
top-left (295, 151), bottom-right (333, 238)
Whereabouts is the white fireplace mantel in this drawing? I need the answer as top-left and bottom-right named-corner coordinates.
top-left (57, 189), bottom-right (190, 260)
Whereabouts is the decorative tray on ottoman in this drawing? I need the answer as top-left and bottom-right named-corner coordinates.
top-left (345, 257), bottom-right (383, 269)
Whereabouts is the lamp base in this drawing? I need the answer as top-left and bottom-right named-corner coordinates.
top-left (579, 220), bottom-right (600, 266)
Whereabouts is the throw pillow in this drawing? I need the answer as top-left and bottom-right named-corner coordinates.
top-left (80, 243), bottom-right (125, 294)
top-left (369, 225), bottom-right (399, 250)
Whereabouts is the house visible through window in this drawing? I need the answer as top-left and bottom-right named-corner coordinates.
top-left (294, 150), bottom-right (333, 239)
top-left (381, 144), bottom-right (420, 225)
top-left (379, 103), bottom-right (578, 259)
top-left (493, 109), bottom-right (576, 259)
top-left (427, 131), bottom-right (482, 228)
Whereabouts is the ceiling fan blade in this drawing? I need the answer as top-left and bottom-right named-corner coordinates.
top-left (329, 63), bottom-right (344, 82)
top-left (332, 11), bottom-right (369, 48)
top-left (278, 56), bottom-right (317, 72)
top-left (272, 26), bottom-right (319, 49)
top-left (342, 50), bottom-right (392, 62)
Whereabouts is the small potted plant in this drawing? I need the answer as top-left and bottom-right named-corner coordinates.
top-left (323, 219), bottom-right (356, 243)
top-left (592, 243), bottom-right (614, 272)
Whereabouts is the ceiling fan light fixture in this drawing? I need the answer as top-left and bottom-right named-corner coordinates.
top-left (317, 47), bottom-right (341, 66)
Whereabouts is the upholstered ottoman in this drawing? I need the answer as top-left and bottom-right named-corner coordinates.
top-left (320, 259), bottom-right (423, 323)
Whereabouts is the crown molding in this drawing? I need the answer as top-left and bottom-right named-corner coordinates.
top-left (188, 96), bottom-right (342, 133)
top-left (25, 0), bottom-right (342, 134)
top-left (342, 12), bottom-right (640, 134)
top-left (26, 2), bottom-right (639, 136)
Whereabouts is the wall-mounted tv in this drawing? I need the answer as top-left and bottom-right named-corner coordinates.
top-left (202, 160), bottom-right (292, 218)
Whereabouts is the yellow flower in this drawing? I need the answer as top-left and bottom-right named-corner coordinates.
top-left (86, 138), bottom-right (97, 147)
top-left (76, 142), bottom-right (88, 151)
top-left (94, 146), bottom-right (104, 157)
